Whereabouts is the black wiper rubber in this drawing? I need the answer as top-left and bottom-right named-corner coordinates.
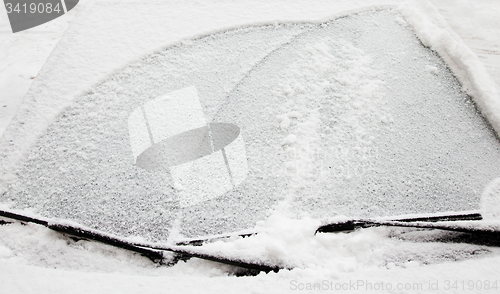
top-left (315, 212), bottom-right (500, 241)
top-left (0, 209), bottom-right (281, 273)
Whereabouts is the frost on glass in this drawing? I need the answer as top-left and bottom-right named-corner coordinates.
top-left (3, 9), bottom-right (500, 240)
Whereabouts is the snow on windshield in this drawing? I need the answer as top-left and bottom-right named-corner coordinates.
top-left (1, 8), bottom-right (499, 241)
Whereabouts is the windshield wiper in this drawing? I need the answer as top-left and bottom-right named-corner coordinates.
top-left (1, 209), bottom-right (498, 274)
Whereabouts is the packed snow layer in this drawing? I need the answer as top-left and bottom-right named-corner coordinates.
top-left (431, 0), bottom-right (500, 86)
top-left (399, 0), bottom-right (500, 136)
top-left (0, 2), bottom-right (81, 134)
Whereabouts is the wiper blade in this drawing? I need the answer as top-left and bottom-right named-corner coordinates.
top-left (0, 208), bottom-right (281, 273)
top-left (2, 209), bottom-right (498, 274)
top-left (316, 211), bottom-right (483, 233)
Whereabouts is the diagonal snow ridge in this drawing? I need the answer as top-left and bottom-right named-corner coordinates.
top-left (398, 0), bottom-right (500, 136)
top-left (274, 38), bottom-right (389, 216)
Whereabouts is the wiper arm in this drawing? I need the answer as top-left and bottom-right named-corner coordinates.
top-left (2, 209), bottom-right (498, 274)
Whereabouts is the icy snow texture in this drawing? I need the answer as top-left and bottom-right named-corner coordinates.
top-left (398, 0), bottom-right (500, 137)
top-left (1, 24), bottom-right (305, 240)
top-left (213, 9), bottom-right (500, 221)
top-left (1, 9), bottom-right (499, 241)
top-left (1, 1), bottom-right (500, 293)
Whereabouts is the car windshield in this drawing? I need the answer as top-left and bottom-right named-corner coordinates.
top-left (1, 8), bottom-right (499, 242)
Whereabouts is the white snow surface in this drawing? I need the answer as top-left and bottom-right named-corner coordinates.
top-left (1, 0), bottom-right (500, 293)
top-left (398, 0), bottom-right (500, 136)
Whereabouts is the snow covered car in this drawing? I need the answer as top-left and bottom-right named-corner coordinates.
top-left (1, 0), bottom-right (500, 292)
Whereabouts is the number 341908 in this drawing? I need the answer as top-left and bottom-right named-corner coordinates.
top-left (5, 2), bottom-right (62, 14)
